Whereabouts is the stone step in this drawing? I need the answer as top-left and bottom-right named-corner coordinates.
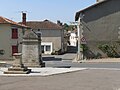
top-left (4, 70), bottom-right (31, 74)
top-left (8, 67), bottom-right (28, 71)
top-left (0, 62), bottom-right (6, 67)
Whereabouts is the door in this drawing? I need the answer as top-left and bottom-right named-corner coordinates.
top-left (12, 45), bottom-right (18, 55)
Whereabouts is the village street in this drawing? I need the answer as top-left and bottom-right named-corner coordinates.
top-left (1, 53), bottom-right (120, 90)
top-left (0, 0), bottom-right (120, 90)
top-left (0, 69), bottom-right (120, 90)
top-left (42, 53), bottom-right (120, 69)
top-left (3, 52), bottom-right (120, 69)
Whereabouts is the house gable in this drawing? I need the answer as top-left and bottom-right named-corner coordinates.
top-left (76, 0), bottom-right (120, 41)
top-left (75, 0), bottom-right (118, 21)
top-left (75, 0), bottom-right (120, 58)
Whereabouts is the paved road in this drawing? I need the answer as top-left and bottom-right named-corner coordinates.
top-left (45, 61), bottom-right (120, 69)
top-left (1, 53), bottom-right (120, 90)
top-left (42, 53), bottom-right (77, 61)
top-left (42, 53), bottom-right (120, 69)
top-left (3, 53), bottom-right (120, 69)
top-left (0, 69), bottom-right (120, 90)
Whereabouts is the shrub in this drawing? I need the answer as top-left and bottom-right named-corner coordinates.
top-left (98, 44), bottom-right (119, 58)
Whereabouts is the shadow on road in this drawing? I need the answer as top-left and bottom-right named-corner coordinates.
top-left (42, 57), bottom-right (62, 61)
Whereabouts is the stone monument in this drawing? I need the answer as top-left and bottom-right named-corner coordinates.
top-left (22, 30), bottom-right (45, 67)
top-left (4, 53), bottom-right (31, 74)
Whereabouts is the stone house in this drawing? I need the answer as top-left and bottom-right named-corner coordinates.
top-left (75, 0), bottom-right (120, 58)
top-left (0, 16), bottom-right (29, 60)
top-left (26, 20), bottom-right (67, 54)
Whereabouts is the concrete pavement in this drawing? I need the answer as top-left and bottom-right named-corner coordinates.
top-left (79, 58), bottom-right (120, 63)
top-left (0, 69), bottom-right (120, 90)
top-left (0, 67), bottom-right (87, 76)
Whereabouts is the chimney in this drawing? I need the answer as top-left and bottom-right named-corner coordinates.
top-left (57, 20), bottom-right (62, 26)
top-left (22, 13), bottom-right (26, 25)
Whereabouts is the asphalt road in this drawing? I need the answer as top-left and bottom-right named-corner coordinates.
top-left (43, 53), bottom-right (120, 69)
top-left (45, 61), bottom-right (120, 69)
top-left (0, 69), bottom-right (120, 90)
top-left (1, 53), bottom-right (120, 90)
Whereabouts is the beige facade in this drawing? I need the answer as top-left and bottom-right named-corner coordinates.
top-left (40, 29), bottom-right (66, 54)
top-left (26, 20), bottom-right (67, 54)
top-left (0, 17), bottom-right (29, 60)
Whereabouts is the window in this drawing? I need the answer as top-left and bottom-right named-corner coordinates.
top-left (12, 28), bottom-right (18, 39)
top-left (41, 45), bottom-right (44, 53)
top-left (12, 46), bottom-right (18, 55)
top-left (0, 50), bottom-right (5, 55)
top-left (46, 45), bottom-right (50, 51)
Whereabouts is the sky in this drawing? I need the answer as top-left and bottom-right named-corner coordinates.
top-left (0, 0), bottom-right (95, 23)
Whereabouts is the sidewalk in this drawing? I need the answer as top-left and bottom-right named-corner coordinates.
top-left (0, 67), bottom-right (87, 76)
top-left (77, 58), bottom-right (120, 63)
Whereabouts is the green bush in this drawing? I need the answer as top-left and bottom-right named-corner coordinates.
top-left (98, 44), bottom-right (119, 58)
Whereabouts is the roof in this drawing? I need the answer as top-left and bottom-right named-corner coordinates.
top-left (0, 16), bottom-right (29, 28)
top-left (23, 30), bottom-right (37, 39)
top-left (26, 20), bottom-right (63, 30)
top-left (75, 0), bottom-right (110, 21)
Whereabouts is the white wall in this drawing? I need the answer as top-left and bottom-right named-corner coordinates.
top-left (69, 33), bottom-right (77, 46)
top-left (41, 42), bottom-right (52, 54)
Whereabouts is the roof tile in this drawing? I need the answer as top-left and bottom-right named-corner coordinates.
top-left (0, 16), bottom-right (29, 28)
top-left (26, 20), bottom-right (63, 30)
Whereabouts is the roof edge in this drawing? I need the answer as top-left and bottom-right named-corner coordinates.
top-left (0, 16), bottom-right (30, 28)
top-left (75, 0), bottom-right (108, 21)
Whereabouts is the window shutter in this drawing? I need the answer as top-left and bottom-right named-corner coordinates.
top-left (12, 28), bottom-right (18, 39)
top-left (12, 46), bottom-right (18, 55)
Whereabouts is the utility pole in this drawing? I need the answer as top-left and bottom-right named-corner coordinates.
top-left (76, 14), bottom-right (84, 61)
top-left (70, 14), bottom-right (84, 61)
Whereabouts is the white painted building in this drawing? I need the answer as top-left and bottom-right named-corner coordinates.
top-left (69, 32), bottom-right (77, 46)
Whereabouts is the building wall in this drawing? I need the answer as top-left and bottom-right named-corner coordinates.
top-left (11, 26), bottom-right (24, 55)
top-left (81, 0), bottom-right (120, 58)
top-left (0, 24), bottom-right (12, 59)
top-left (0, 24), bottom-right (26, 60)
top-left (69, 33), bottom-right (77, 46)
top-left (40, 29), bottom-right (63, 53)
